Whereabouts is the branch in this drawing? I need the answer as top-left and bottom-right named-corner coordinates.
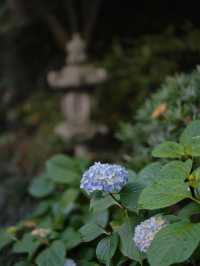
top-left (84, 0), bottom-right (102, 49)
top-left (65, 0), bottom-right (79, 34)
top-left (44, 14), bottom-right (68, 51)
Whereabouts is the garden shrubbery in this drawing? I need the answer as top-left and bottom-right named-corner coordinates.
top-left (2, 43), bottom-right (200, 265)
top-left (118, 67), bottom-right (200, 169)
top-left (2, 120), bottom-right (200, 265)
top-left (97, 25), bottom-right (200, 126)
top-left (2, 2), bottom-right (200, 265)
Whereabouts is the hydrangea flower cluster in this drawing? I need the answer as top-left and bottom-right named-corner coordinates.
top-left (133, 216), bottom-right (167, 253)
top-left (80, 162), bottom-right (129, 193)
top-left (64, 259), bottom-right (77, 266)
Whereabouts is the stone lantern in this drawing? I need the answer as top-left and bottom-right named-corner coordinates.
top-left (47, 33), bottom-right (107, 142)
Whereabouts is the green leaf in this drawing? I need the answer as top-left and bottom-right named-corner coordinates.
top-left (79, 223), bottom-right (106, 242)
top-left (36, 240), bottom-right (66, 266)
top-left (127, 170), bottom-right (138, 183)
top-left (90, 194), bottom-right (116, 213)
top-left (14, 261), bottom-right (32, 266)
top-left (46, 154), bottom-right (79, 184)
top-left (59, 188), bottom-right (79, 209)
top-left (61, 227), bottom-right (82, 250)
top-left (192, 167), bottom-right (200, 182)
top-left (178, 202), bottom-right (200, 218)
top-left (180, 120), bottom-right (200, 157)
top-left (37, 216), bottom-right (53, 228)
top-left (79, 260), bottom-right (99, 266)
top-left (116, 258), bottom-right (128, 266)
top-left (29, 175), bottom-right (55, 198)
top-left (138, 162), bottom-right (162, 186)
top-left (78, 246), bottom-right (95, 261)
top-left (89, 210), bottom-right (109, 228)
top-left (96, 233), bottom-right (118, 265)
top-left (163, 214), bottom-right (181, 223)
top-left (184, 138), bottom-right (200, 157)
top-left (13, 233), bottom-right (41, 256)
top-left (51, 203), bottom-right (66, 229)
top-left (120, 183), bottom-right (144, 212)
top-left (117, 222), bottom-right (141, 262)
top-left (129, 263), bottom-right (139, 266)
top-left (152, 141), bottom-right (185, 158)
top-left (32, 201), bottom-right (51, 217)
top-left (180, 120), bottom-right (200, 145)
top-left (183, 159), bottom-right (193, 174)
top-left (139, 161), bottom-right (191, 210)
top-left (147, 221), bottom-right (200, 266)
top-left (189, 166), bottom-right (200, 191)
top-left (0, 230), bottom-right (15, 251)
top-left (75, 158), bottom-right (90, 172)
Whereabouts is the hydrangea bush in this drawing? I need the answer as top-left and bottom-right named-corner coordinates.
top-left (97, 26), bottom-right (200, 126)
top-left (118, 67), bottom-right (200, 169)
top-left (2, 120), bottom-right (200, 265)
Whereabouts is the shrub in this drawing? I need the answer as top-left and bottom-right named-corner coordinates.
top-left (118, 67), bottom-right (200, 169)
top-left (97, 25), bottom-right (200, 126)
top-left (2, 120), bottom-right (200, 265)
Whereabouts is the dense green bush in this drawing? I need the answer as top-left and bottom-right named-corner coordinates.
top-left (2, 121), bottom-right (200, 265)
top-left (118, 67), bottom-right (200, 169)
top-left (97, 25), bottom-right (200, 126)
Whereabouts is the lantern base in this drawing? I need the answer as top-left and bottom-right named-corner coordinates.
top-left (54, 121), bottom-right (97, 141)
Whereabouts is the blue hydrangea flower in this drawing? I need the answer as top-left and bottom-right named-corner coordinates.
top-left (133, 216), bottom-right (167, 253)
top-left (80, 162), bottom-right (129, 193)
top-left (64, 259), bottom-right (76, 266)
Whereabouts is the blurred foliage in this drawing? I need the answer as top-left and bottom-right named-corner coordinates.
top-left (0, 91), bottom-right (63, 175)
top-left (118, 67), bottom-right (200, 170)
top-left (0, 91), bottom-right (64, 228)
top-left (9, 91), bottom-right (60, 128)
top-left (0, 154), bottom-right (104, 266)
top-left (1, 1), bottom-right (200, 263)
top-left (97, 24), bottom-right (200, 127)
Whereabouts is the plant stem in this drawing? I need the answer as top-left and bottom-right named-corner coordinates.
top-left (124, 208), bottom-right (131, 231)
top-left (109, 193), bottom-right (125, 210)
top-left (195, 187), bottom-right (200, 200)
top-left (190, 196), bottom-right (200, 204)
top-left (97, 224), bottom-right (111, 235)
top-left (109, 193), bottom-right (132, 232)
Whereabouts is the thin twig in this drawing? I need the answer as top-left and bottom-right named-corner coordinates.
top-left (109, 193), bottom-right (125, 210)
top-left (84, 0), bottom-right (102, 49)
top-left (190, 196), bottom-right (200, 204)
top-left (65, 0), bottom-right (79, 33)
top-left (45, 14), bottom-right (68, 51)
